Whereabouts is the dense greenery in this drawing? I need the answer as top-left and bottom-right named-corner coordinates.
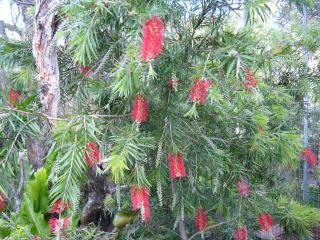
top-left (0, 0), bottom-right (320, 239)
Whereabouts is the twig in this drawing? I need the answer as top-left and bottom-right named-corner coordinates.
top-left (188, 219), bottom-right (234, 240)
top-left (0, 107), bottom-right (131, 121)
top-left (14, 151), bottom-right (25, 212)
top-left (89, 114), bottom-right (131, 119)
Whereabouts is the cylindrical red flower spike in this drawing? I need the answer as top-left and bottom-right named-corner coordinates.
top-left (236, 178), bottom-right (249, 197)
top-left (79, 66), bottom-right (91, 75)
top-left (49, 199), bottom-right (70, 214)
top-left (84, 141), bottom-right (100, 167)
top-left (195, 208), bottom-right (207, 232)
top-left (258, 212), bottom-right (273, 231)
top-left (8, 89), bottom-right (21, 107)
top-left (49, 217), bottom-right (70, 233)
top-left (0, 192), bottom-right (6, 212)
top-left (233, 226), bottom-right (248, 240)
top-left (141, 16), bottom-right (164, 61)
top-left (244, 68), bottom-right (258, 91)
top-left (302, 147), bottom-right (318, 167)
top-left (131, 95), bottom-right (148, 123)
top-left (130, 186), bottom-right (151, 222)
top-left (32, 236), bottom-right (41, 240)
top-left (189, 79), bottom-right (212, 104)
top-left (167, 152), bottom-right (187, 179)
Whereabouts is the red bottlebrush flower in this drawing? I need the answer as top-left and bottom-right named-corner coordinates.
top-left (131, 95), bottom-right (148, 123)
top-left (258, 212), bottom-right (273, 231)
top-left (189, 79), bottom-right (212, 104)
top-left (167, 152), bottom-right (187, 179)
top-left (236, 178), bottom-right (249, 197)
top-left (141, 16), bottom-right (164, 61)
top-left (49, 199), bottom-right (70, 214)
top-left (84, 141), bottom-right (100, 167)
top-left (130, 186), bottom-right (151, 222)
top-left (8, 89), bottom-right (21, 106)
top-left (195, 208), bottom-right (207, 232)
top-left (79, 66), bottom-right (91, 75)
top-left (168, 79), bottom-right (179, 89)
top-left (32, 236), bottom-right (41, 240)
top-left (0, 192), bottom-right (6, 212)
top-left (244, 68), bottom-right (258, 91)
top-left (233, 226), bottom-right (248, 240)
top-left (302, 147), bottom-right (318, 167)
top-left (49, 217), bottom-right (70, 233)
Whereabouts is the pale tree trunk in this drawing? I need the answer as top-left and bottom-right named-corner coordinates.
top-left (32, 0), bottom-right (60, 119)
top-left (29, 0), bottom-right (60, 168)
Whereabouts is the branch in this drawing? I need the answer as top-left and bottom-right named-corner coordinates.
top-left (188, 219), bottom-right (234, 240)
top-left (14, 151), bottom-right (25, 212)
top-left (0, 20), bottom-right (23, 39)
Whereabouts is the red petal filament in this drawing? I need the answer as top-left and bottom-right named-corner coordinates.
top-left (131, 95), bottom-right (148, 123)
top-left (258, 212), bottom-right (273, 231)
top-left (49, 199), bottom-right (70, 214)
top-left (302, 147), bottom-right (318, 167)
top-left (49, 217), bottom-right (70, 233)
top-left (79, 66), bottom-right (91, 75)
top-left (236, 178), bottom-right (249, 197)
top-left (189, 79), bottom-right (212, 104)
top-left (130, 186), bottom-right (151, 222)
top-left (84, 141), bottom-right (100, 167)
top-left (233, 226), bottom-right (248, 240)
top-left (9, 89), bottom-right (21, 106)
top-left (195, 208), bottom-right (207, 232)
top-left (244, 69), bottom-right (257, 91)
top-left (141, 16), bottom-right (164, 61)
top-left (168, 152), bottom-right (187, 179)
top-left (0, 192), bottom-right (6, 211)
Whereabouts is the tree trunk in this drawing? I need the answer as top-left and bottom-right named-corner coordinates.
top-left (29, 0), bottom-right (60, 168)
top-left (32, 0), bottom-right (60, 119)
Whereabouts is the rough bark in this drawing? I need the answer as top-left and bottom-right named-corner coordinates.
top-left (28, 0), bottom-right (60, 169)
top-left (80, 168), bottom-right (115, 231)
top-left (32, 0), bottom-right (60, 120)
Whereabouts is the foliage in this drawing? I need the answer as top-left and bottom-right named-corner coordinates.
top-left (0, 0), bottom-right (319, 239)
top-left (277, 195), bottom-right (320, 238)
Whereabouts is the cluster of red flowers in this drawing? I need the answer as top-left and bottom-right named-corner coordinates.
top-left (195, 208), bottom-right (207, 232)
top-left (258, 212), bottom-right (273, 231)
top-left (8, 88), bottom-right (21, 107)
top-left (84, 141), bottom-right (100, 167)
top-left (79, 66), bottom-right (91, 75)
top-left (167, 152), bottom-right (187, 179)
top-left (49, 199), bottom-right (70, 214)
top-left (233, 226), bottom-right (248, 240)
top-left (301, 147), bottom-right (318, 167)
top-left (49, 198), bottom-right (70, 234)
top-left (236, 178), bottom-right (249, 197)
top-left (0, 192), bottom-right (6, 212)
top-left (130, 186), bottom-right (151, 222)
top-left (49, 217), bottom-right (70, 233)
top-left (131, 95), bottom-right (148, 123)
top-left (189, 79), bottom-right (212, 104)
top-left (243, 69), bottom-right (258, 91)
top-left (141, 16), bottom-right (164, 61)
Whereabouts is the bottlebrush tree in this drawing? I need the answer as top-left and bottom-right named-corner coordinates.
top-left (0, 0), bottom-right (319, 239)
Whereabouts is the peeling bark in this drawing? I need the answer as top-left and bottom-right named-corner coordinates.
top-left (32, 0), bottom-right (60, 120)
top-left (29, 0), bottom-right (60, 169)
